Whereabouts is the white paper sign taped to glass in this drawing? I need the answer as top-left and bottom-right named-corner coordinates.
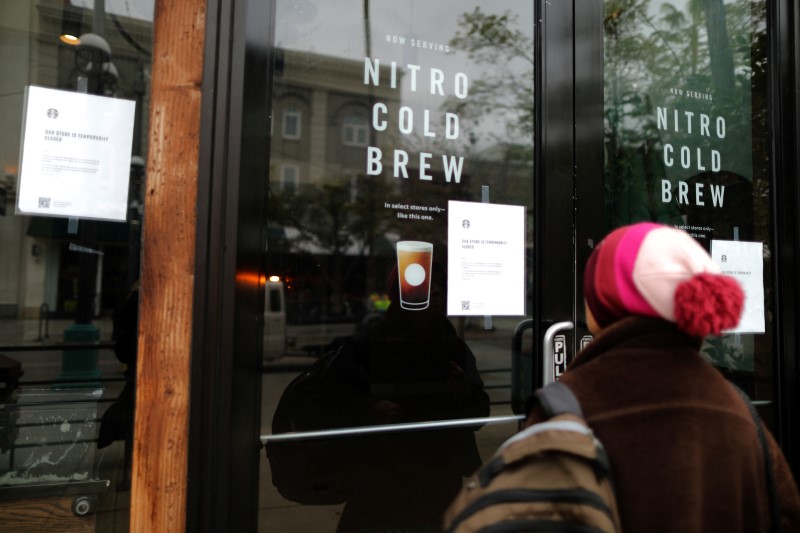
top-left (16, 86), bottom-right (136, 221)
top-left (447, 200), bottom-right (525, 316)
top-left (710, 239), bottom-right (765, 334)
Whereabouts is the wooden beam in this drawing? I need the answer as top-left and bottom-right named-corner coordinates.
top-left (130, 0), bottom-right (206, 531)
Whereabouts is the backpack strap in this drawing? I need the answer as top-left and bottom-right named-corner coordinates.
top-left (730, 383), bottom-right (781, 533)
top-left (534, 380), bottom-right (584, 419)
top-left (526, 381), bottom-right (611, 481)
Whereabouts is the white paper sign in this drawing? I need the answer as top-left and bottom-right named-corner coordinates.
top-left (447, 200), bottom-right (525, 316)
top-left (711, 240), bottom-right (765, 334)
top-left (16, 86), bottom-right (136, 221)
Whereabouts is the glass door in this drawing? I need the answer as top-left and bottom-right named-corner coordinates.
top-left (586, 0), bottom-right (777, 423)
top-left (259, 1), bottom-right (538, 531)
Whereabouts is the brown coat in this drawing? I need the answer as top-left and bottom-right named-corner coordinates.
top-left (527, 316), bottom-right (800, 533)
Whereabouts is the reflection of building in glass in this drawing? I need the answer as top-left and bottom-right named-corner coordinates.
top-left (0, 2), bottom-right (151, 320)
top-left (268, 49), bottom-right (404, 323)
top-left (270, 48), bottom-right (402, 192)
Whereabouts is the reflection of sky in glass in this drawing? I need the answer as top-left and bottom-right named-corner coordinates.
top-left (71, 0), bottom-right (154, 22)
top-left (277, 0), bottom-right (533, 60)
top-left (641, 0), bottom-right (740, 35)
top-left (276, 0), bottom-right (535, 149)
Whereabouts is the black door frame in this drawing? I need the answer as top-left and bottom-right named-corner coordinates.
top-left (535, 0), bottom-right (604, 383)
top-left (187, 0), bottom-right (274, 530)
top-left (533, 0), bottom-right (574, 372)
top-left (770, 0), bottom-right (800, 477)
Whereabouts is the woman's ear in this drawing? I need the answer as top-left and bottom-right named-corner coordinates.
top-left (585, 300), bottom-right (601, 335)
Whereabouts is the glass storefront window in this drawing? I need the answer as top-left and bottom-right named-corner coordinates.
top-left (260, 1), bottom-right (535, 531)
top-left (0, 1), bottom-right (152, 529)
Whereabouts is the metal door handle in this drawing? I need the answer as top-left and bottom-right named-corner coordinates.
top-left (511, 319), bottom-right (534, 413)
top-left (543, 321), bottom-right (573, 386)
top-left (261, 415), bottom-right (525, 443)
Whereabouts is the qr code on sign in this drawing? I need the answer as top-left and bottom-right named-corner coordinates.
top-left (38, 197), bottom-right (51, 208)
top-left (461, 301), bottom-right (470, 311)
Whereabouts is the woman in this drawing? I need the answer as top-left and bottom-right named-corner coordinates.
top-left (530, 222), bottom-right (800, 532)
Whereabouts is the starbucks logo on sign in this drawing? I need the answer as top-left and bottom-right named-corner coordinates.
top-left (46, 108), bottom-right (59, 119)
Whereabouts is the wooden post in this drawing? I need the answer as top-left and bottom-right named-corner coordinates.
top-left (130, 0), bottom-right (206, 531)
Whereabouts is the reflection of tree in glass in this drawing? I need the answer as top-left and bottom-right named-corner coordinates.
top-left (349, 175), bottom-right (402, 293)
top-left (605, 0), bottom-right (749, 100)
top-left (448, 8), bottom-right (534, 141)
top-left (444, 8), bottom-right (535, 211)
top-left (268, 176), bottom-right (399, 311)
top-left (703, 334), bottom-right (751, 370)
top-left (603, 0), bottom-right (764, 229)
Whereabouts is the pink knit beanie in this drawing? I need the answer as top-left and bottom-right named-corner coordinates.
top-left (583, 222), bottom-right (744, 337)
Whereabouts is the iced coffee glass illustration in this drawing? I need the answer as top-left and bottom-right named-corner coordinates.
top-left (396, 241), bottom-right (433, 311)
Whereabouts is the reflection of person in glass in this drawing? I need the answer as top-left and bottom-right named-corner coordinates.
top-left (270, 262), bottom-right (490, 532)
top-left (97, 282), bottom-right (139, 489)
top-left (347, 262), bottom-right (489, 531)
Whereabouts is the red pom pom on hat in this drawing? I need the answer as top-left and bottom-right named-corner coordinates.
top-left (674, 273), bottom-right (744, 337)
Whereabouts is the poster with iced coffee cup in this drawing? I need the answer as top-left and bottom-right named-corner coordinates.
top-left (396, 241), bottom-right (434, 311)
top-left (446, 200), bottom-right (525, 316)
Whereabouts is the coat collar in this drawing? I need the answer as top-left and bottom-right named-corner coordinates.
top-left (569, 316), bottom-right (703, 371)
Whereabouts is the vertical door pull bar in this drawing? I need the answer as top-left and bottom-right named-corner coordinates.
top-left (542, 321), bottom-right (574, 386)
top-left (511, 319), bottom-right (534, 413)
